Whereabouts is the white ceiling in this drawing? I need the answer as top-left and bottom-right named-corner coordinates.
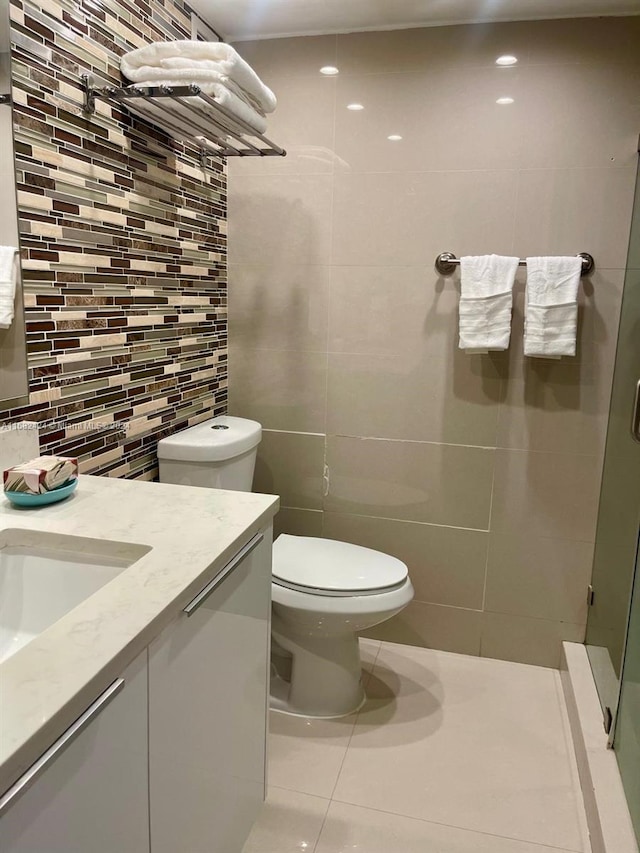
top-left (194, 0), bottom-right (640, 41)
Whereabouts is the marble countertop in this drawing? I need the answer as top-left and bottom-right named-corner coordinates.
top-left (0, 474), bottom-right (278, 795)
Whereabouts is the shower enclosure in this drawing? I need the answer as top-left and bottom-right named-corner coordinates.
top-left (585, 152), bottom-right (640, 843)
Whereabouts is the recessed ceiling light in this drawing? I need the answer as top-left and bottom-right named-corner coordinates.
top-left (319, 65), bottom-right (339, 75)
top-left (496, 96), bottom-right (514, 105)
top-left (347, 103), bottom-right (364, 111)
top-left (387, 134), bottom-right (403, 141)
top-left (496, 55), bottom-right (518, 66)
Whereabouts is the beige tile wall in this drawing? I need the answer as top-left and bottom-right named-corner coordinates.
top-left (229, 18), bottom-right (640, 668)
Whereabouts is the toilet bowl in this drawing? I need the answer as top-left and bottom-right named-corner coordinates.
top-left (157, 416), bottom-right (414, 718)
top-left (270, 534), bottom-right (413, 717)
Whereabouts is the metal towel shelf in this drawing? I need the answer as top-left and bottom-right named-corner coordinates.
top-left (81, 75), bottom-right (286, 162)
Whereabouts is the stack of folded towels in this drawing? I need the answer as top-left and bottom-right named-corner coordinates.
top-left (4, 456), bottom-right (78, 494)
top-left (120, 41), bottom-right (277, 135)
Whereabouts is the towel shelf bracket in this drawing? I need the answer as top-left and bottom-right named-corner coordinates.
top-left (80, 74), bottom-right (287, 162)
top-left (435, 251), bottom-right (594, 277)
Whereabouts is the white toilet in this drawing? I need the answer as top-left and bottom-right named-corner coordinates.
top-left (157, 416), bottom-right (414, 718)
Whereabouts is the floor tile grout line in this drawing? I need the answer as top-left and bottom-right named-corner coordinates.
top-left (309, 794), bottom-right (333, 853)
top-left (323, 796), bottom-right (585, 853)
top-left (311, 641), bottom-right (385, 852)
top-left (324, 639), bottom-right (384, 802)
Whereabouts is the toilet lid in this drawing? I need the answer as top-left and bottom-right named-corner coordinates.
top-left (272, 535), bottom-right (408, 596)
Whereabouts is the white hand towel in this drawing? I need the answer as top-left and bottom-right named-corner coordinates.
top-left (121, 41), bottom-right (277, 115)
top-left (524, 256), bottom-right (582, 358)
top-left (0, 246), bottom-right (17, 330)
top-left (458, 254), bottom-right (519, 351)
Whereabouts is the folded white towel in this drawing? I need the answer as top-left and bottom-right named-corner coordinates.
top-left (458, 254), bottom-right (519, 351)
top-left (121, 41), bottom-right (277, 115)
top-left (524, 256), bottom-right (582, 358)
top-left (130, 79), bottom-right (268, 135)
top-left (0, 246), bottom-right (17, 330)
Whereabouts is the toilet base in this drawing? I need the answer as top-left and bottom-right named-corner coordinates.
top-left (270, 622), bottom-right (366, 718)
top-left (270, 672), bottom-right (366, 719)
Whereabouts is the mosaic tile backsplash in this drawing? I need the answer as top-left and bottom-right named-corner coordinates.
top-left (0, 0), bottom-right (227, 479)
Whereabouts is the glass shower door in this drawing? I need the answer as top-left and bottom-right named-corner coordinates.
top-left (585, 159), bottom-right (640, 724)
top-left (613, 531), bottom-right (640, 844)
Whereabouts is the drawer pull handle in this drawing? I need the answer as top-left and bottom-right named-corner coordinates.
top-left (0, 678), bottom-right (125, 817)
top-left (184, 532), bottom-right (264, 616)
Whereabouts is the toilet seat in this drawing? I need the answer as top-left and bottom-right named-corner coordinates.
top-left (272, 534), bottom-right (408, 597)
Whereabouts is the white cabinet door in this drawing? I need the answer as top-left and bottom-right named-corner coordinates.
top-left (0, 651), bottom-right (149, 853)
top-left (149, 526), bottom-right (272, 853)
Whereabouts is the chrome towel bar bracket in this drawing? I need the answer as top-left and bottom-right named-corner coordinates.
top-left (435, 251), bottom-right (595, 277)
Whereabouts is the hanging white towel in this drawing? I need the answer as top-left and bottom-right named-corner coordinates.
top-left (458, 254), bottom-right (519, 351)
top-left (524, 256), bottom-right (582, 358)
top-left (121, 41), bottom-right (277, 115)
top-left (0, 246), bottom-right (17, 330)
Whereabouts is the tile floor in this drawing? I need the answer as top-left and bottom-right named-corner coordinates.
top-left (243, 640), bottom-right (592, 853)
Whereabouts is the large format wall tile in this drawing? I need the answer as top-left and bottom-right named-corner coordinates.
top-left (491, 448), bottom-right (602, 542)
top-left (335, 22), bottom-right (534, 74)
top-left (331, 170), bottom-right (518, 268)
top-left (517, 64), bottom-right (640, 170)
top-left (322, 512), bottom-right (488, 609)
top-left (325, 436), bottom-right (494, 530)
top-left (363, 601), bottom-right (482, 656)
top-left (484, 531), bottom-right (594, 623)
top-left (524, 16), bottom-right (640, 66)
top-left (495, 357), bottom-right (613, 455)
top-left (229, 174), bottom-right (334, 265)
top-left (229, 346), bottom-right (327, 433)
top-left (326, 349), bottom-right (503, 446)
top-left (233, 35), bottom-right (338, 80)
top-left (273, 507), bottom-right (324, 539)
top-left (481, 612), bottom-right (585, 668)
top-left (253, 429), bottom-right (325, 510)
top-left (327, 265), bottom-right (437, 358)
top-left (334, 67), bottom-right (524, 174)
top-left (228, 74), bottom-right (337, 177)
top-left (229, 263), bottom-right (330, 352)
top-left (513, 167), bottom-right (636, 269)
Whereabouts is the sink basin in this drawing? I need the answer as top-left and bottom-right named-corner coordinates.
top-left (0, 529), bottom-right (151, 664)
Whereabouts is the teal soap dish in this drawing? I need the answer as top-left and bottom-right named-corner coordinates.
top-left (4, 478), bottom-right (78, 507)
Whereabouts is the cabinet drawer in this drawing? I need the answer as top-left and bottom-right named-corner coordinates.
top-left (0, 651), bottom-right (149, 853)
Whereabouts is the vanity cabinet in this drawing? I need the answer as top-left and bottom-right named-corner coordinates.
top-left (0, 524), bottom-right (273, 853)
top-left (148, 525), bottom-right (272, 853)
top-left (0, 651), bottom-right (149, 853)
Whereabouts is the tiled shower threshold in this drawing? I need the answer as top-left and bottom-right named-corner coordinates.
top-left (561, 642), bottom-right (638, 853)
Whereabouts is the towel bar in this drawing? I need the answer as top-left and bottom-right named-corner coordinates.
top-left (435, 252), bottom-right (594, 277)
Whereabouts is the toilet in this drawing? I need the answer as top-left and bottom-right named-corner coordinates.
top-left (157, 416), bottom-right (414, 718)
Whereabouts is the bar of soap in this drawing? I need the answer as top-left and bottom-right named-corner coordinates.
top-left (3, 456), bottom-right (78, 494)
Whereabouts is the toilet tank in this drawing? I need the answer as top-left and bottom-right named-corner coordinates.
top-left (157, 416), bottom-right (261, 492)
